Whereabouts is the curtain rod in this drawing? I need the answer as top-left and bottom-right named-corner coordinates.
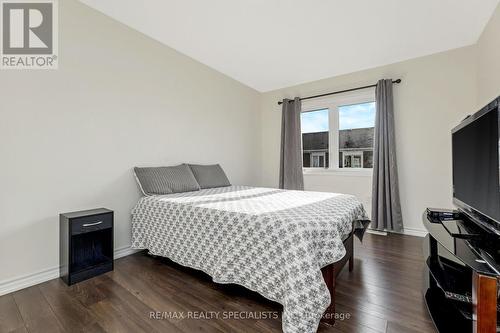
top-left (277, 79), bottom-right (402, 105)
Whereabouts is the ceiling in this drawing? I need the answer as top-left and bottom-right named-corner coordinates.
top-left (80, 0), bottom-right (499, 92)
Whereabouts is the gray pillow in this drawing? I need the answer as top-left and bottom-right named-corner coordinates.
top-left (188, 164), bottom-right (231, 189)
top-left (134, 164), bottom-right (200, 196)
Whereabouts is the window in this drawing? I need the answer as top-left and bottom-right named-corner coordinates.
top-left (301, 109), bottom-right (329, 168)
top-left (311, 152), bottom-right (326, 167)
top-left (338, 102), bottom-right (376, 169)
top-left (300, 90), bottom-right (375, 172)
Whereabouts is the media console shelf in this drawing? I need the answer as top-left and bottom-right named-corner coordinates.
top-left (423, 211), bottom-right (500, 333)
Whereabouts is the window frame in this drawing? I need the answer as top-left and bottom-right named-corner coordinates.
top-left (310, 151), bottom-right (326, 168)
top-left (342, 151), bottom-right (364, 168)
top-left (301, 88), bottom-right (375, 176)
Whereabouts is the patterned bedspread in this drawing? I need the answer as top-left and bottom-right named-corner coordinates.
top-left (131, 186), bottom-right (368, 333)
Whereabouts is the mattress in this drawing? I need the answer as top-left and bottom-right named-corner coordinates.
top-left (131, 185), bottom-right (368, 333)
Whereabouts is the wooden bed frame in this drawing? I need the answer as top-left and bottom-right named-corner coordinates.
top-left (320, 231), bottom-right (354, 325)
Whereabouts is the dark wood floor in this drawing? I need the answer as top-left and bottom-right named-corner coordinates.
top-left (0, 233), bottom-right (436, 333)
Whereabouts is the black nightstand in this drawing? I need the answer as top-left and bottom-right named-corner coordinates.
top-left (60, 208), bottom-right (114, 285)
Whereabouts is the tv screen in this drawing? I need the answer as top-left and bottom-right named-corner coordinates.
top-left (452, 105), bottom-right (500, 224)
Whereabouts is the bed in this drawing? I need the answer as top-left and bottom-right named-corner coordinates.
top-left (131, 185), bottom-right (368, 333)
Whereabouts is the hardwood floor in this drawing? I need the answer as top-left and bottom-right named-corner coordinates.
top-left (0, 233), bottom-right (436, 333)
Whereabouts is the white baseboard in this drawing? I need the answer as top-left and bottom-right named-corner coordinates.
top-left (401, 228), bottom-right (428, 238)
top-left (366, 227), bottom-right (428, 238)
top-left (114, 245), bottom-right (141, 259)
top-left (0, 245), bottom-right (139, 297)
top-left (0, 266), bottom-right (60, 297)
top-left (366, 229), bottom-right (388, 236)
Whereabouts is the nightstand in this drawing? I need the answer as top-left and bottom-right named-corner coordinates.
top-left (60, 208), bottom-right (114, 285)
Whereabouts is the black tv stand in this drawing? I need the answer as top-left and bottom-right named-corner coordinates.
top-left (423, 209), bottom-right (500, 333)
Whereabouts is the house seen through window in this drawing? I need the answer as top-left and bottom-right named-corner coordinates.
top-left (301, 97), bottom-right (375, 170)
top-left (338, 102), bottom-right (375, 168)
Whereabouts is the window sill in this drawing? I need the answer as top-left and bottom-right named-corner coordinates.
top-left (303, 168), bottom-right (373, 177)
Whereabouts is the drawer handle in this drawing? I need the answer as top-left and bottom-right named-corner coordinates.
top-left (82, 221), bottom-right (103, 227)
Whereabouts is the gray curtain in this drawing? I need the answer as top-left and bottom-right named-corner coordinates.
top-left (371, 79), bottom-right (403, 232)
top-left (279, 97), bottom-right (304, 190)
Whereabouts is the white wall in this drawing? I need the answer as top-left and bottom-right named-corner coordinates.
top-left (304, 173), bottom-right (372, 220)
top-left (0, 0), bottom-right (261, 284)
top-left (476, 3), bottom-right (500, 107)
top-left (260, 46), bottom-right (477, 233)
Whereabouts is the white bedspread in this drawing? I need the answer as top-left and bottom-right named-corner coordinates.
top-left (131, 186), bottom-right (367, 333)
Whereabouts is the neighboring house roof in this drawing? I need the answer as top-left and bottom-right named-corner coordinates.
top-left (302, 132), bottom-right (328, 151)
top-left (339, 127), bottom-right (374, 149)
top-left (302, 127), bottom-right (374, 151)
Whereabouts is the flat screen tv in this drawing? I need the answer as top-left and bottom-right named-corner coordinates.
top-left (452, 97), bottom-right (500, 234)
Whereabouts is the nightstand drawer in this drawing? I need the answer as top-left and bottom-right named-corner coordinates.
top-left (71, 213), bottom-right (113, 235)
